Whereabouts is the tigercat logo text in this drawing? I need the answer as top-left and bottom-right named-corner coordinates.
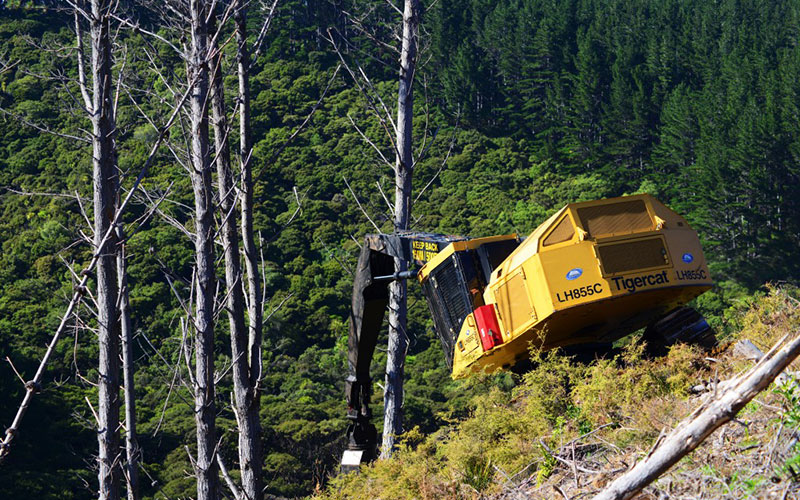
top-left (611, 270), bottom-right (669, 293)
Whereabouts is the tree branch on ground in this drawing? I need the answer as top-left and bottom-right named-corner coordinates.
top-left (592, 331), bottom-right (800, 500)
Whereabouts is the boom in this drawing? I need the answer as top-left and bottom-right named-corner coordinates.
top-left (342, 232), bottom-right (467, 468)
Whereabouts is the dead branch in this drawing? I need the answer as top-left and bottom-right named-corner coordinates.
top-left (3, 187), bottom-right (88, 203)
top-left (247, 0), bottom-right (280, 70)
top-left (342, 175), bottom-right (383, 233)
top-left (326, 28), bottom-right (401, 161)
top-left (110, 13), bottom-right (186, 59)
top-left (376, 179), bottom-right (395, 212)
top-left (412, 108), bottom-right (460, 205)
top-left (5, 357), bottom-right (26, 387)
top-left (314, 235), bottom-right (354, 277)
top-left (346, 113), bottom-right (393, 167)
top-left (254, 64), bottom-right (342, 178)
top-left (0, 107), bottom-right (91, 143)
top-left (74, 10), bottom-right (93, 112)
top-left (340, 5), bottom-right (402, 54)
top-left (0, 57), bottom-right (20, 76)
top-left (216, 452), bottom-right (243, 500)
top-left (264, 292), bottom-right (293, 324)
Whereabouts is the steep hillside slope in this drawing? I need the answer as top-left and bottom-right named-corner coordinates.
top-left (319, 287), bottom-right (800, 499)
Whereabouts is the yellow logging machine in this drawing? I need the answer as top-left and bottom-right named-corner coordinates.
top-left (341, 194), bottom-right (715, 470)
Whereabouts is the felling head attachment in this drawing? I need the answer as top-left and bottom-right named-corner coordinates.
top-left (340, 420), bottom-right (377, 473)
top-left (342, 374), bottom-right (377, 472)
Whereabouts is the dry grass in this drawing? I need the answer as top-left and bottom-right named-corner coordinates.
top-left (516, 382), bottom-right (800, 499)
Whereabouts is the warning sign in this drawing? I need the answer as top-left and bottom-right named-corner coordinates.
top-left (411, 240), bottom-right (440, 262)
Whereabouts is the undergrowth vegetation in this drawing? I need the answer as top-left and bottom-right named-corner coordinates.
top-left (317, 286), bottom-right (800, 499)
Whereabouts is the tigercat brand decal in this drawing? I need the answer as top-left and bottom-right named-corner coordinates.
top-left (411, 240), bottom-right (440, 262)
top-left (611, 271), bottom-right (669, 293)
top-left (675, 269), bottom-right (708, 281)
top-left (566, 268), bottom-right (583, 280)
top-left (556, 283), bottom-right (603, 303)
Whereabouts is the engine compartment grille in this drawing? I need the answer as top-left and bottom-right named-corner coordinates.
top-left (578, 200), bottom-right (652, 237)
top-left (432, 261), bottom-right (472, 331)
top-left (598, 237), bottom-right (668, 275)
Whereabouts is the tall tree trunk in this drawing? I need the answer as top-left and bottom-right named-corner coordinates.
top-left (237, 7), bottom-right (266, 495)
top-left (90, 0), bottom-right (122, 497)
top-left (236, 0), bottom-right (264, 400)
top-left (211, 15), bottom-right (264, 499)
top-left (117, 235), bottom-right (139, 500)
top-left (382, 0), bottom-right (420, 459)
top-left (188, 1), bottom-right (219, 498)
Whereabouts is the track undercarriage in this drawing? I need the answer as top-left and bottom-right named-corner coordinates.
top-left (643, 306), bottom-right (717, 354)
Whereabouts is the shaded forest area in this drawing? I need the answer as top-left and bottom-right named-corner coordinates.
top-left (0, 0), bottom-right (799, 498)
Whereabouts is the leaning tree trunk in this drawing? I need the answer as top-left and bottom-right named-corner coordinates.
top-left (90, 0), bottom-right (122, 497)
top-left (592, 333), bottom-right (800, 500)
top-left (382, 0), bottom-right (420, 460)
top-left (188, 1), bottom-right (219, 498)
top-left (211, 17), bottom-right (264, 498)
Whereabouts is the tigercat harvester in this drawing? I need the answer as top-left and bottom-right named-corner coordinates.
top-left (341, 194), bottom-right (715, 470)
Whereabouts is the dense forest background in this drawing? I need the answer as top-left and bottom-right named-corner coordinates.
top-left (0, 0), bottom-right (799, 498)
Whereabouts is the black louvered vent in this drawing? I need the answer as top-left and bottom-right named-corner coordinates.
top-left (422, 254), bottom-right (474, 369)
top-left (435, 260), bottom-right (472, 329)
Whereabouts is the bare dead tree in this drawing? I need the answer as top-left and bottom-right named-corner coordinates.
top-left (187, 0), bottom-right (219, 498)
top-left (236, 1), bottom-right (265, 464)
top-left (129, 1), bottom-right (225, 498)
top-left (105, 38), bottom-right (140, 500)
top-left (120, 1), bottom-right (273, 495)
top-left (381, 0), bottom-right (421, 459)
top-left (233, 2), bottom-right (282, 496)
top-left (231, 0), bottom-right (337, 484)
top-left (116, 230), bottom-right (140, 500)
top-left (80, 0), bottom-right (123, 497)
top-left (210, 6), bottom-right (264, 498)
top-left (119, 2), bottom-right (323, 495)
top-left (14, 3), bottom-right (145, 498)
top-left (326, 0), bottom-right (423, 459)
top-left (0, 25), bottom-right (190, 479)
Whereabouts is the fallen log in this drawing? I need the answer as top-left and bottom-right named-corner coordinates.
top-left (732, 339), bottom-right (797, 388)
top-left (591, 332), bottom-right (800, 500)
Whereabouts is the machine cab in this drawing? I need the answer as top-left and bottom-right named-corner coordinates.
top-left (417, 235), bottom-right (520, 369)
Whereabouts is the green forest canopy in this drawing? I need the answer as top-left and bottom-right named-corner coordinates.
top-left (0, 0), bottom-right (799, 497)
